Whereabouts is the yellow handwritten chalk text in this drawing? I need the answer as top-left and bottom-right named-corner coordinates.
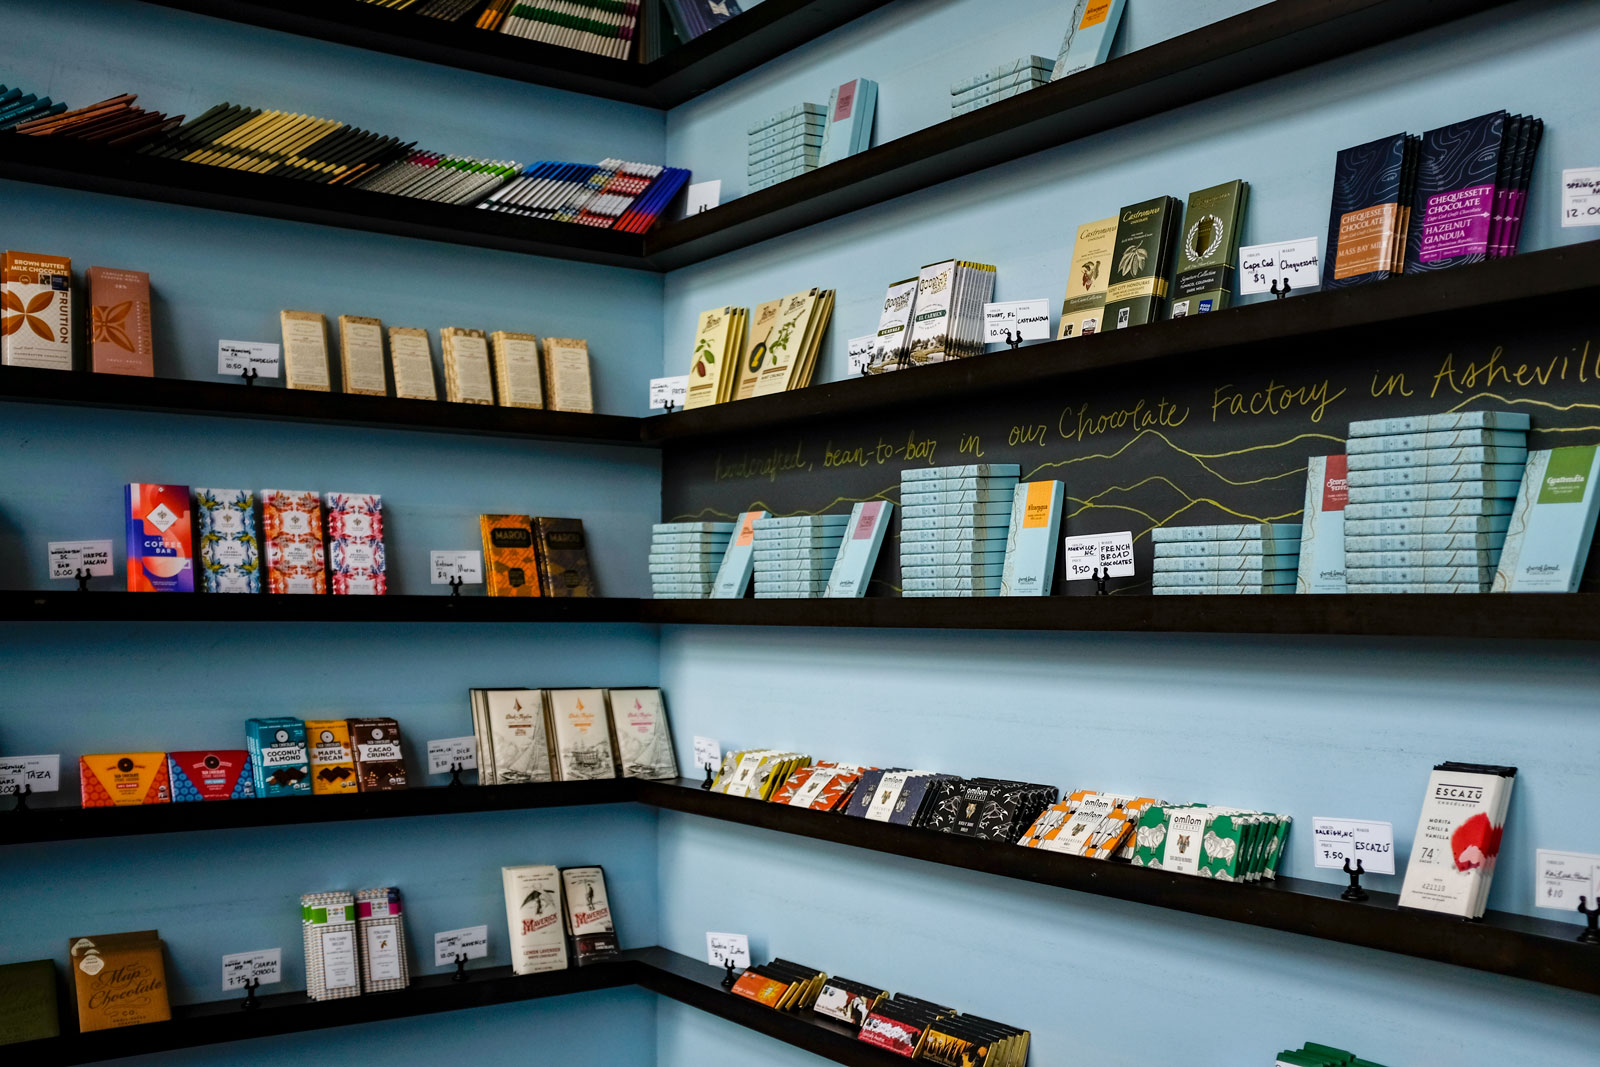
top-left (959, 433), bottom-right (985, 457)
top-left (900, 431), bottom-right (939, 466)
top-left (1008, 423), bottom-right (1048, 447)
top-left (1430, 343), bottom-right (1600, 398)
top-left (823, 440), bottom-right (868, 468)
top-left (1059, 397), bottom-right (1189, 442)
top-left (714, 440), bottom-right (809, 483)
top-left (1211, 378), bottom-right (1345, 424)
top-left (1370, 370), bottom-right (1414, 397)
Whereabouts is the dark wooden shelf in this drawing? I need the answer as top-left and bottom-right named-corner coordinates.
top-left (645, 242), bottom-right (1600, 442)
top-left (19, 948), bottom-right (909, 1066)
top-left (0, 134), bottom-right (648, 268)
top-left (3, 591), bottom-right (1598, 640)
top-left (635, 780), bottom-right (1600, 997)
top-left (141, 0), bottom-right (895, 108)
top-left (642, 0), bottom-right (1515, 268)
top-left (0, 366), bottom-right (649, 446)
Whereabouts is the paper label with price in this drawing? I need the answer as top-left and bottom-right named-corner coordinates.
top-left (846, 335), bottom-right (876, 375)
top-left (427, 737), bottom-right (478, 774)
top-left (221, 948), bottom-right (281, 991)
top-left (0, 754), bottom-right (60, 793)
top-left (1237, 237), bottom-right (1321, 295)
top-left (650, 375), bottom-right (690, 410)
top-left (48, 540), bottom-right (114, 580)
top-left (434, 925), bottom-right (490, 966)
top-left (684, 180), bottom-right (721, 216)
top-left (706, 931), bottom-right (750, 970)
top-left (1562, 167), bottom-right (1600, 228)
top-left (1535, 849), bottom-right (1600, 911)
top-left (1311, 817), bottom-right (1395, 875)
top-left (217, 340), bottom-right (281, 377)
top-left (983, 299), bottom-right (1052, 343)
top-left (430, 551), bottom-right (483, 584)
top-left (1061, 532), bottom-right (1136, 581)
top-left (692, 736), bottom-right (721, 775)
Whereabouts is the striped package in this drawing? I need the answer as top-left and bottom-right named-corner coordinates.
top-left (301, 891), bottom-right (361, 1001)
top-left (355, 887), bottom-right (410, 993)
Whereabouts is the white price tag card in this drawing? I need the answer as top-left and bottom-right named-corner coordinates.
top-left (427, 737), bottom-right (478, 774)
top-left (983, 299), bottom-right (1052, 344)
top-left (692, 736), bottom-right (721, 775)
top-left (217, 340), bottom-right (281, 378)
top-left (649, 375), bottom-right (690, 410)
top-left (684, 179), bottom-right (722, 216)
top-left (221, 948), bottom-right (281, 991)
top-left (1237, 237), bottom-right (1321, 295)
top-left (1311, 817), bottom-right (1396, 875)
top-left (1562, 167), bottom-right (1600, 228)
top-left (0, 755), bottom-right (60, 793)
top-left (48, 540), bottom-right (114, 580)
top-left (430, 551), bottom-right (483, 584)
top-left (434, 925), bottom-right (490, 966)
top-left (1061, 532), bottom-right (1136, 581)
top-left (846, 334), bottom-right (876, 375)
top-left (1535, 849), bottom-right (1600, 911)
top-left (705, 931), bottom-right (750, 971)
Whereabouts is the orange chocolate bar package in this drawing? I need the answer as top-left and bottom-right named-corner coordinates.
top-left (80, 753), bottom-right (171, 806)
top-left (87, 266), bottom-right (153, 376)
top-left (68, 931), bottom-right (171, 1032)
top-left (479, 514), bottom-right (541, 597)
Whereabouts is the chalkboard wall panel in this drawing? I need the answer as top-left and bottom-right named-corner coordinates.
top-left (662, 298), bottom-right (1600, 595)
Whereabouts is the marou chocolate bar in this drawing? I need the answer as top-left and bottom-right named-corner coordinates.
top-left (533, 516), bottom-right (596, 596)
top-left (68, 931), bottom-right (170, 1031)
top-left (79, 752), bottom-right (171, 806)
top-left (480, 514), bottom-right (541, 597)
top-left (348, 717), bottom-right (408, 791)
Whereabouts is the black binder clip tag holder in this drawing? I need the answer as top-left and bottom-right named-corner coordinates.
top-left (720, 959), bottom-right (737, 988)
top-left (453, 953), bottom-right (470, 982)
top-left (240, 977), bottom-right (260, 1010)
top-left (1578, 896), bottom-right (1600, 944)
top-left (662, 400), bottom-right (676, 415)
top-left (240, 367), bottom-right (258, 386)
top-left (1092, 568), bottom-right (1110, 596)
top-left (448, 576), bottom-right (463, 597)
top-left (1341, 858), bottom-right (1369, 902)
top-left (448, 762), bottom-right (465, 788)
top-left (11, 783), bottom-right (30, 812)
top-left (701, 762), bottom-right (715, 790)
top-left (1270, 278), bottom-right (1293, 300)
top-left (74, 568), bottom-right (92, 593)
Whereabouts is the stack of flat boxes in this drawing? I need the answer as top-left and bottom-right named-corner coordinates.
top-left (649, 521), bottom-right (733, 599)
top-left (900, 464), bottom-right (1019, 597)
top-left (1343, 412), bottom-right (1529, 592)
top-left (752, 515), bottom-right (848, 598)
top-left (748, 103), bottom-right (825, 192)
top-left (951, 56), bottom-right (1054, 117)
top-left (1151, 523), bottom-right (1302, 594)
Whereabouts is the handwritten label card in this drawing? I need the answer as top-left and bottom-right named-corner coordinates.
top-left (221, 948), bottom-right (281, 991)
top-left (692, 736), bottom-right (721, 776)
top-left (847, 335), bottom-right (876, 375)
top-left (705, 931), bottom-right (750, 971)
top-left (1237, 237), bottom-right (1321, 295)
top-left (1535, 849), bottom-right (1600, 911)
top-left (1061, 532), bottom-right (1136, 581)
top-left (434, 925), bottom-right (490, 966)
top-left (0, 755), bottom-right (60, 793)
top-left (430, 551), bottom-right (483, 584)
top-left (1311, 817), bottom-right (1396, 875)
top-left (684, 180), bottom-right (722, 216)
top-left (217, 340), bottom-right (281, 378)
top-left (649, 375), bottom-right (690, 410)
top-left (427, 738), bottom-right (477, 774)
top-left (1562, 167), bottom-right (1600, 227)
top-left (48, 540), bottom-right (113, 580)
top-left (983, 299), bottom-right (1052, 344)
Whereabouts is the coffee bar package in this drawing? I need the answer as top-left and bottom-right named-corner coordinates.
top-left (324, 492), bottom-right (386, 595)
top-left (502, 864), bottom-right (569, 974)
top-left (246, 717), bottom-right (312, 797)
top-left (349, 716), bottom-right (408, 791)
top-left (87, 266), bottom-right (153, 375)
top-left (262, 489), bottom-right (326, 594)
top-left (305, 719), bottom-right (358, 794)
top-left (68, 931), bottom-right (170, 1031)
top-left (480, 514), bottom-right (541, 597)
top-left (280, 309), bottom-right (332, 391)
top-left (79, 752), bottom-right (172, 806)
top-left (0, 959), bottom-right (59, 1045)
top-left (301, 891), bottom-right (360, 1000)
top-left (125, 483), bottom-right (194, 593)
top-left (561, 866), bottom-right (619, 965)
top-left (355, 887), bottom-right (409, 993)
top-left (166, 750), bottom-right (254, 801)
top-left (337, 315), bottom-right (388, 396)
top-left (2, 250), bottom-right (72, 369)
top-left (194, 488), bottom-right (261, 593)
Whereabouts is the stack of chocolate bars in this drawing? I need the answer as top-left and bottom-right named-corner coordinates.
top-left (951, 56), bottom-right (1053, 117)
top-left (751, 514), bottom-right (848, 599)
top-left (649, 521), bottom-right (733, 598)
top-left (1151, 523), bottom-right (1303, 594)
top-left (900, 464), bottom-right (1020, 597)
top-left (747, 103), bottom-right (825, 192)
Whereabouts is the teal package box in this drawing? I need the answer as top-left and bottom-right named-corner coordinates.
top-left (245, 716), bottom-right (311, 797)
top-left (1153, 568), bottom-right (1297, 587)
top-left (1153, 584), bottom-right (1294, 594)
top-left (819, 78), bottom-right (878, 166)
top-left (747, 102), bottom-right (826, 136)
top-left (1154, 539), bottom-right (1301, 558)
top-left (952, 56), bottom-right (1053, 94)
top-left (1000, 480), bottom-right (1064, 596)
top-left (1050, 0), bottom-right (1126, 80)
top-left (1344, 497), bottom-right (1514, 520)
top-left (1151, 523), bottom-right (1301, 542)
top-left (1344, 515), bottom-right (1509, 536)
top-left (1159, 554), bottom-right (1303, 572)
top-left (1347, 566), bottom-right (1495, 584)
top-left (755, 514), bottom-right (851, 529)
top-left (652, 521), bottom-right (734, 534)
top-left (902, 501), bottom-right (1013, 519)
top-left (900, 525), bottom-right (1009, 542)
top-left (1346, 429), bottom-right (1526, 455)
top-left (1493, 445), bottom-right (1600, 591)
top-left (711, 510), bottom-right (765, 599)
top-left (1345, 531), bottom-right (1504, 552)
top-left (903, 464), bottom-right (1020, 481)
top-left (1347, 411), bottom-right (1530, 436)
top-left (902, 486), bottom-right (1017, 506)
top-left (826, 500), bottom-right (892, 598)
top-left (1346, 445), bottom-right (1528, 470)
top-left (1345, 548), bottom-right (1498, 567)
top-left (1346, 480), bottom-right (1521, 503)
top-left (1346, 462), bottom-right (1526, 487)
top-left (903, 549), bottom-right (1009, 566)
top-left (901, 514), bottom-right (1011, 531)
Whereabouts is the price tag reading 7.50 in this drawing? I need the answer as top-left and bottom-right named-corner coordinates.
top-left (1311, 817), bottom-right (1395, 875)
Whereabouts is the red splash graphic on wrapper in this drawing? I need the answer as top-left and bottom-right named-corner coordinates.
top-left (1451, 812), bottom-right (1503, 871)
